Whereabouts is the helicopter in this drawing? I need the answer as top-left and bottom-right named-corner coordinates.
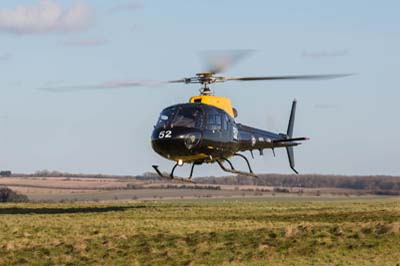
top-left (40, 51), bottom-right (351, 182)
top-left (149, 71), bottom-right (350, 182)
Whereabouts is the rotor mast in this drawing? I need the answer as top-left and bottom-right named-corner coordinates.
top-left (198, 73), bottom-right (213, 95)
top-left (183, 72), bottom-right (225, 95)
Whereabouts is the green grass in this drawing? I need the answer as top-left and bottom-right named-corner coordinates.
top-left (0, 198), bottom-right (399, 265)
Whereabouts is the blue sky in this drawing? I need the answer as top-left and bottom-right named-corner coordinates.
top-left (0, 0), bottom-right (399, 176)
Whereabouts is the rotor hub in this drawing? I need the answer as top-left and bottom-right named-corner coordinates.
top-left (195, 73), bottom-right (223, 95)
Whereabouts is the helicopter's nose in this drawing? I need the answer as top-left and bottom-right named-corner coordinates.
top-left (151, 128), bottom-right (202, 159)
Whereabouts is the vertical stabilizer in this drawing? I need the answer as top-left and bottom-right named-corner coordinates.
top-left (287, 99), bottom-right (297, 138)
top-left (286, 99), bottom-right (298, 174)
top-left (286, 147), bottom-right (298, 174)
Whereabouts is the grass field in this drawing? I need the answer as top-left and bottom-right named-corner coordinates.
top-left (0, 197), bottom-right (399, 265)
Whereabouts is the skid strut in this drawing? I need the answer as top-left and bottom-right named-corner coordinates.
top-left (170, 163), bottom-right (179, 178)
top-left (233, 153), bottom-right (255, 174)
top-left (216, 155), bottom-right (258, 178)
top-left (221, 158), bottom-right (235, 170)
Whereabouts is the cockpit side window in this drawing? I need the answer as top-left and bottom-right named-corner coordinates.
top-left (206, 109), bottom-right (222, 131)
top-left (222, 114), bottom-right (229, 131)
top-left (172, 107), bottom-right (203, 128)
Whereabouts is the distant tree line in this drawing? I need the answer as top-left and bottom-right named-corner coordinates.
top-left (23, 170), bottom-right (135, 179)
top-left (195, 174), bottom-right (400, 193)
top-left (0, 171), bottom-right (12, 177)
top-left (0, 187), bottom-right (29, 203)
top-left (6, 170), bottom-right (400, 194)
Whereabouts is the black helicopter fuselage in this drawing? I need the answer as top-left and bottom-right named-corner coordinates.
top-left (151, 103), bottom-right (300, 166)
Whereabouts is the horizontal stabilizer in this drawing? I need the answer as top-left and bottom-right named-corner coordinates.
top-left (273, 137), bottom-right (309, 144)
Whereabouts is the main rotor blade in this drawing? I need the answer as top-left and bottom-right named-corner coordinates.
top-left (199, 49), bottom-right (254, 74)
top-left (226, 73), bottom-right (354, 82)
top-left (38, 79), bottom-right (184, 92)
top-left (38, 73), bottom-right (354, 92)
top-left (167, 79), bottom-right (187, 84)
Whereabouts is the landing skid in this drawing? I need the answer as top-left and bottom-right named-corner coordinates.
top-left (152, 165), bottom-right (196, 183)
top-left (217, 153), bottom-right (258, 177)
top-left (152, 152), bottom-right (257, 181)
top-left (216, 160), bottom-right (258, 177)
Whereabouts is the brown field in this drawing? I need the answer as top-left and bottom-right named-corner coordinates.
top-left (0, 176), bottom-right (385, 202)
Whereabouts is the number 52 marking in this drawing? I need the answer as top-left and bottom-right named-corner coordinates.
top-left (158, 130), bottom-right (172, 139)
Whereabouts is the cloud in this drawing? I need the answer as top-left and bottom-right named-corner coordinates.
top-left (0, 53), bottom-right (12, 61)
top-left (107, 2), bottom-right (144, 14)
top-left (302, 50), bottom-right (348, 59)
top-left (59, 37), bottom-right (108, 47)
top-left (0, 0), bottom-right (94, 34)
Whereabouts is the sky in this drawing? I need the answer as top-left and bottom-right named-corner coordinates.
top-left (0, 0), bottom-right (399, 176)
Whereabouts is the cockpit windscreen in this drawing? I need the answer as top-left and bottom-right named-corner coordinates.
top-left (156, 106), bottom-right (203, 129)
